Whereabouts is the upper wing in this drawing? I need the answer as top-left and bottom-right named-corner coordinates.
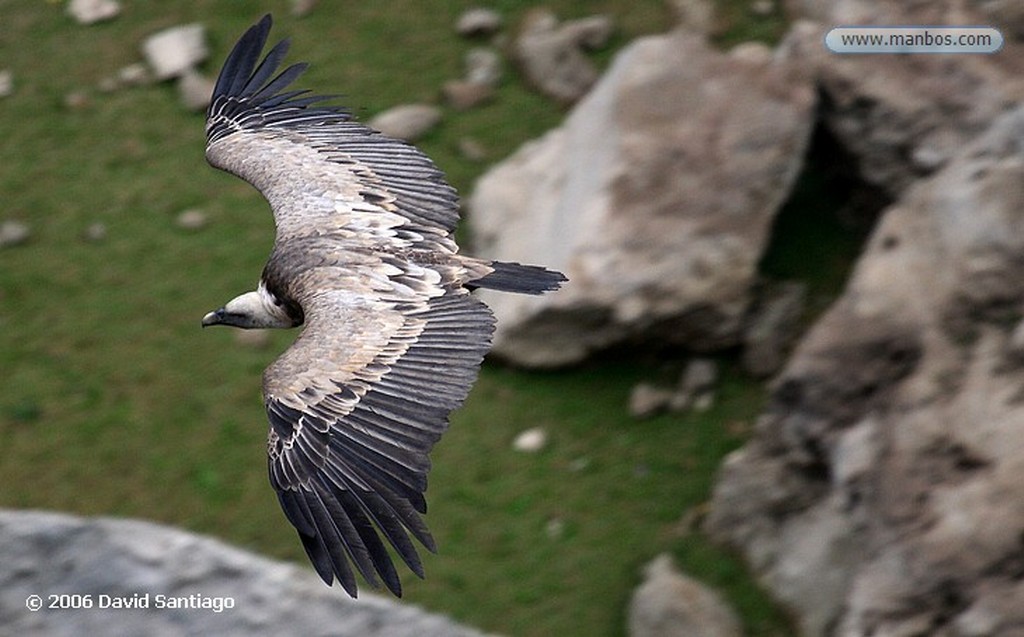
top-left (204, 14), bottom-right (460, 247)
top-left (264, 285), bottom-right (495, 597)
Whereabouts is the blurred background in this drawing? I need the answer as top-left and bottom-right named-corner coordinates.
top-left (3, 1), bottom-right (1022, 636)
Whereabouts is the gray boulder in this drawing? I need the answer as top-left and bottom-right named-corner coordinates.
top-left (471, 29), bottom-right (815, 367)
top-left (0, 509), bottom-right (487, 637)
top-left (706, 106), bottom-right (1024, 636)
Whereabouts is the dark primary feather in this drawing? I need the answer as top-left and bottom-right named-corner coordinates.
top-left (207, 15), bottom-right (348, 145)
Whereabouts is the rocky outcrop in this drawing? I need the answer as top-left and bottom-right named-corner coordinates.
top-left (0, 509), bottom-right (486, 637)
top-left (780, 2), bottom-right (1024, 195)
top-left (706, 106), bottom-right (1024, 636)
top-left (471, 28), bottom-right (815, 367)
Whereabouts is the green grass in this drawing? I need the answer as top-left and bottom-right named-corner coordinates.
top-left (0, 1), bottom-right (796, 635)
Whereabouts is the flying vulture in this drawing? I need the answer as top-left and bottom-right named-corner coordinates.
top-left (200, 15), bottom-right (565, 598)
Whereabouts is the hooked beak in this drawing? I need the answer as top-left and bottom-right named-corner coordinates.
top-left (201, 308), bottom-right (225, 327)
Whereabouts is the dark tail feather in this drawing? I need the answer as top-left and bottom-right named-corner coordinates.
top-left (468, 261), bottom-right (567, 295)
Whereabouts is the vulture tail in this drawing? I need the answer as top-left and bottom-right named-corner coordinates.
top-left (469, 261), bottom-right (567, 295)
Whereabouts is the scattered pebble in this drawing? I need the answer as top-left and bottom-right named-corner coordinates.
top-left (178, 68), bottom-right (214, 112)
top-left (457, 137), bottom-right (488, 162)
top-left (118, 63), bottom-right (151, 87)
top-left (692, 391), bottom-right (715, 412)
top-left (628, 382), bottom-right (674, 419)
top-left (64, 89), bottom-right (91, 110)
top-left (68, 0), bottom-right (121, 25)
top-left (0, 70), bottom-right (13, 98)
top-left (679, 358), bottom-right (717, 395)
top-left (83, 222), bottom-right (107, 243)
top-left (568, 457), bottom-right (590, 472)
top-left (545, 517), bottom-right (565, 539)
top-left (455, 7), bottom-right (503, 37)
top-left (0, 220), bottom-right (31, 248)
top-left (442, 80), bottom-right (494, 111)
top-left (464, 47), bottom-right (503, 87)
top-left (176, 208), bottom-right (208, 231)
top-left (512, 427), bottom-right (548, 453)
top-left (291, 0), bottom-right (319, 17)
top-left (142, 23), bottom-right (208, 81)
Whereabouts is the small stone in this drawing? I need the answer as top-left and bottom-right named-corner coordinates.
top-left (442, 80), bottom-right (494, 111)
top-left (568, 457), bottom-right (590, 472)
top-left (692, 391), bottom-right (715, 413)
top-left (142, 23), bottom-right (208, 81)
top-left (545, 517), bottom-right (565, 539)
top-left (118, 63), bottom-right (150, 87)
top-left (176, 209), bottom-right (208, 231)
top-left (0, 70), bottom-right (13, 98)
top-left (667, 391), bottom-right (691, 413)
top-left (457, 137), bottom-right (488, 161)
top-left (629, 383), bottom-right (674, 419)
top-left (464, 47), bottom-right (503, 87)
top-left (83, 222), bottom-right (107, 243)
top-left (290, 0), bottom-right (318, 17)
top-left (178, 68), bottom-right (214, 112)
top-left (68, 0), bottom-right (121, 25)
top-left (680, 359), bottom-right (718, 395)
top-left (0, 220), bottom-right (30, 248)
top-left (512, 427), bottom-right (547, 453)
top-left (368, 104), bottom-right (442, 142)
top-left (64, 90), bottom-right (91, 110)
top-left (455, 7), bottom-right (503, 37)
top-left (96, 75), bottom-right (120, 93)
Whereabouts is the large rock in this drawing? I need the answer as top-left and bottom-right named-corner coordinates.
top-left (471, 30), bottom-right (815, 367)
top-left (780, 3), bottom-right (1024, 195)
top-left (0, 509), bottom-right (486, 637)
top-left (705, 106), bottom-right (1024, 636)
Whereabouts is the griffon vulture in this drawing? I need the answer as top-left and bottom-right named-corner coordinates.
top-left (200, 15), bottom-right (565, 598)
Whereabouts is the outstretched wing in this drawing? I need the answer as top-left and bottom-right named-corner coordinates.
top-left (205, 14), bottom-right (460, 251)
top-left (204, 15), bottom-right (507, 597)
top-left (265, 284), bottom-right (494, 597)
